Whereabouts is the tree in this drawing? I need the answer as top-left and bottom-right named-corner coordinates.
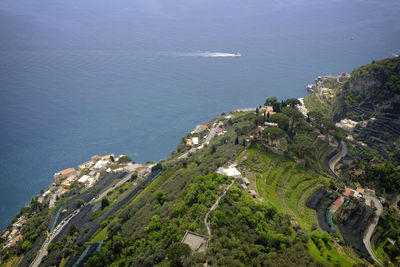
top-left (22, 240), bottom-right (32, 252)
top-left (130, 173), bottom-right (138, 181)
top-left (151, 163), bottom-right (163, 172)
top-left (264, 97), bottom-right (277, 106)
top-left (242, 139), bottom-right (246, 146)
top-left (166, 242), bottom-right (192, 266)
top-left (269, 113), bottom-right (289, 131)
top-left (290, 134), bottom-right (315, 158)
top-left (69, 224), bottom-right (79, 236)
top-left (77, 198), bottom-right (85, 208)
top-left (255, 107), bottom-right (259, 115)
top-left (101, 198), bottom-right (110, 209)
top-left (263, 127), bottom-right (285, 140)
top-left (235, 136), bottom-right (239, 145)
top-left (118, 155), bottom-right (133, 164)
top-left (211, 145), bottom-right (216, 154)
top-left (307, 111), bottom-right (323, 124)
top-left (272, 102), bottom-right (281, 113)
top-left (284, 98), bottom-right (301, 108)
top-left (155, 190), bottom-right (167, 205)
top-left (108, 220), bottom-right (122, 237)
top-left (281, 107), bottom-right (304, 134)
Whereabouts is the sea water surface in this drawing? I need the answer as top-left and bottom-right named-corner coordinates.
top-left (0, 0), bottom-right (399, 229)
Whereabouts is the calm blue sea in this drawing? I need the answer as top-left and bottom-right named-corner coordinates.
top-left (0, 0), bottom-right (399, 230)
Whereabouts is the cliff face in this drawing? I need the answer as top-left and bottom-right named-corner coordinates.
top-left (337, 57), bottom-right (400, 155)
top-left (342, 57), bottom-right (400, 114)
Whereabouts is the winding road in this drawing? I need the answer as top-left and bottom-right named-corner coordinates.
top-left (326, 139), bottom-right (383, 266)
top-left (362, 195), bottom-right (384, 266)
top-left (328, 140), bottom-right (347, 179)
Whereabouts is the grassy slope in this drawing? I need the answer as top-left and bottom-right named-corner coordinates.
top-left (304, 92), bottom-right (336, 119)
top-left (240, 144), bottom-right (362, 266)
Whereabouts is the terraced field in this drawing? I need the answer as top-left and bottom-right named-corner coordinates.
top-left (240, 145), bottom-right (364, 266)
top-left (243, 146), bottom-right (327, 230)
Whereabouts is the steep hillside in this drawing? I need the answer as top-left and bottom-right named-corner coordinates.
top-left (338, 57), bottom-right (400, 156)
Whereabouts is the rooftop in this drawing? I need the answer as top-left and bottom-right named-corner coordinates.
top-left (181, 231), bottom-right (209, 252)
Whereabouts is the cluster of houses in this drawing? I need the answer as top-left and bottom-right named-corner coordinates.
top-left (1, 216), bottom-right (27, 249)
top-left (307, 72), bottom-right (350, 94)
top-left (326, 186), bottom-right (369, 230)
top-left (185, 121), bottom-right (227, 153)
top-left (329, 186), bottom-right (375, 214)
top-left (335, 119), bottom-right (359, 132)
top-left (1, 154), bottom-right (151, 249)
top-left (42, 153), bottom-right (151, 201)
top-left (216, 166), bottom-right (260, 200)
top-left (52, 154), bottom-right (115, 195)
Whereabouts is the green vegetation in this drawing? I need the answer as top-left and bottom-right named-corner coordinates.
top-left (118, 155), bottom-right (133, 164)
top-left (86, 173), bottom-right (230, 266)
top-left (372, 205), bottom-right (400, 265)
top-left (240, 144), bottom-right (361, 266)
top-left (365, 163), bottom-right (400, 193)
top-left (346, 57), bottom-right (400, 99)
top-left (208, 185), bottom-right (320, 266)
top-left (303, 92), bottom-right (336, 119)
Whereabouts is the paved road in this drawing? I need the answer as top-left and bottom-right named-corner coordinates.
top-left (325, 140), bottom-right (383, 266)
top-left (30, 172), bottom-right (133, 267)
top-left (204, 125), bottom-right (218, 146)
top-left (49, 188), bottom-right (61, 208)
top-left (362, 194), bottom-right (384, 267)
top-left (177, 125), bottom-right (218, 160)
top-left (95, 172), bottom-right (133, 202)
top-left (328, 140), bottom-right (347, 178)
top-left (30, 208), bottom-right (80, 267)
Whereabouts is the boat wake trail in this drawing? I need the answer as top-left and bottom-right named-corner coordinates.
top-left (163, 51), bottom-right (241, 57)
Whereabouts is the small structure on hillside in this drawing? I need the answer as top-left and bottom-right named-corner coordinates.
top-left (93, 160), bottom-right (109, 170)
top-left (265, 122), bottom-right (278, 127)
top-left (217, 167), bottom-right (241, 178)
top-left (336, 119), bottom-right (358, 132)
top-left (186, 138), bottom-right (193, 146)
top-left (192, 137), bottom-right (199, 145)
top-left (54, 168), bottom-right (77, 185)
top-left (181, 231), bottom-right (209, 252)
top-left (194, 124), bottom-right (209, 133)
top-left (78, 160), bottom-right (95, 171)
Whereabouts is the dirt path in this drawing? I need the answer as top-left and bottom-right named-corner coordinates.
top-left (393, 194), bottom-right (400, 212)
top-left (204, 179), bottom-right (235, 239)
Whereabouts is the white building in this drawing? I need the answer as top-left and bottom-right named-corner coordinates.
top-left (217, 167), bottom-right (241, 177)
top-left (192, 137), bottom-right (199, 145)
top-left (93, 160), bottom-right (109, 170)
top-left (78, 175), bottom-right (91, 184)
top-left (264, 122), bottom-right (278, 127)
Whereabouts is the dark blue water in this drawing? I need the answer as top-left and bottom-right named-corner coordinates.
top-left (0, 0), bottom-right (399, 230)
